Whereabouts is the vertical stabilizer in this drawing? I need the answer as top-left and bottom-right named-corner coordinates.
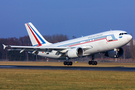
top-left (25, 22), bottom-right (51, 46)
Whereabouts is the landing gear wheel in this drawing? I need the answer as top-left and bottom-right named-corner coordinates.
top-left (63, 61), bottom-right (73, 66)
top-left (88, 61), bottom-right (97, 65)
top-left (64, 61), bottom-right (67, 65)
top-left (92, 61), bottom-right (95, 65)
top-left (88, 61), bottom-right (92, 65)
top-left (94, 61), bottom-right (97, 65)
top-left (69, 61), bottom-right (72, 65)
top-left (92, 61), bottom-right (97, 65)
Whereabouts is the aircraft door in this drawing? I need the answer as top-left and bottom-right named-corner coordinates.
top-left (106, 36), bottom-right (113, 41)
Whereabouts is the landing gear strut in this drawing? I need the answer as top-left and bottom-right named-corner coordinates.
top-left (88, 55), bottom-right (97, 65)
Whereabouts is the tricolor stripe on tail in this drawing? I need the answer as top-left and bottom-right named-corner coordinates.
top-left (25, 22), bottom-right (51, 46)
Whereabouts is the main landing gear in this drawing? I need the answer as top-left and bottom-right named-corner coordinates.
top-left (63, 55), bottom-right (98, 66)
top-left (63, 61), bottom-right (73, 66)
top-left (88, 55), bottom-right (98, 65)
top-left (88, 61), bottom-right (97, 65)
top-left (63, 57), bottom-right (73, 66)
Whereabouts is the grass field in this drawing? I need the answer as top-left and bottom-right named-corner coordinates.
top-left (0, 61), bottom-right (135, 90)
top-left (0, 69), bottom-right (135, 90)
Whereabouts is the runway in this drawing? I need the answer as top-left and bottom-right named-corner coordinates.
top-left (0, 65), bottom-right (135, 71)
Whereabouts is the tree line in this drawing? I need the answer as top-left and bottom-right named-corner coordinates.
top-left (0, 34), bottom-right (134, 61)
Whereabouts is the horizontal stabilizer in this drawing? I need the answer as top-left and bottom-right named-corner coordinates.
top-left (2, 44), bottom-right (10, 49)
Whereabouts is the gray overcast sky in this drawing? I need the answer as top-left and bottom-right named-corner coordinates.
top-left (0, 0), bottom-right (135, 39)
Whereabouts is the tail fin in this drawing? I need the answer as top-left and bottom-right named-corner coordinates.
top-left (25, 22), bottom-right (51, 46)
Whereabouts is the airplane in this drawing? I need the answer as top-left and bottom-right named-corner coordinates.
top-left (3, 22), bottom-right (132, 66)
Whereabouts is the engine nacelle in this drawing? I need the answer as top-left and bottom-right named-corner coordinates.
top-left (105, 48), bottom-right (124, 58)
top-left (67, 47), bottom-right (83, 58)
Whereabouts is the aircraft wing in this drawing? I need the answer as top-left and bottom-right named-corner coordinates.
top-left (3, 44), bottom-right (69, 53)
top-left (3, 44), bottom-right (92, 54)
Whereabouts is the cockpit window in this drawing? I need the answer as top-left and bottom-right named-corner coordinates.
top-left (119, 33), bottom-right (127, 35)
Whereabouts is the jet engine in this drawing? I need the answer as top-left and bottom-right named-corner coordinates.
top-left (67, 47), bottom-right (83, 58)
top-left (105, 48), bottom-right (124, 58)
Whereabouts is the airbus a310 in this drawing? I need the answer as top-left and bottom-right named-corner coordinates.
top-left (3, 22), bottom-right (132, 66)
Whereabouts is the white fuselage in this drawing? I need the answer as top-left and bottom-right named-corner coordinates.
top-left (38, 30), bottom-right (132, 59)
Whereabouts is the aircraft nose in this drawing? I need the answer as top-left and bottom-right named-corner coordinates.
top-left (127, 35), bottom-right (132, 41)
